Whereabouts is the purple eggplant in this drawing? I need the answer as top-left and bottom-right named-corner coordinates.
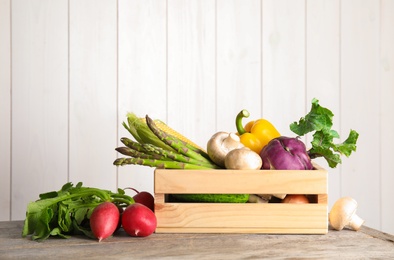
top-left (259, 136), bottom-right (313, 170)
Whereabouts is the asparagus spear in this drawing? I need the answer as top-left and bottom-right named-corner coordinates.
top-left (115, 113), bottom-right (220, 169)
top-left (142, 143), bottom-right (219, 168)
top-left (126, 113), bottom-right (175, 152)
top-left (120, 137), bottom-right (156, 155)
top-left (113, 157), bottom-right (216, 169)
top-left (145, 115), bottom-right (218, 167)
top-left (117, 139), bottom-right (219, 168)
top-left (115, 147), bottom-right (165, 160)
top-left (177, 139), bottom-right (211, 160)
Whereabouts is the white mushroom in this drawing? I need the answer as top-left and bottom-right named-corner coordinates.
top-left (329, 196), bottom-right (365, 231)
top-left (248, 194), bottom-right (270, 203)
top-left (272, 194), bottom-right (286, 200)
top-left (224, 147), bottom-right (263, 170)
top-left (207, 132), bottom-right (244, 167)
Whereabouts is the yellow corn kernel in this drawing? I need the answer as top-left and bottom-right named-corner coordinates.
top-left (140, 118), bottom-right (206, 152)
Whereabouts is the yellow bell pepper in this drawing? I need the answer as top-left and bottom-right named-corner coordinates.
top-left (236, 109), bottom-right (281, 153)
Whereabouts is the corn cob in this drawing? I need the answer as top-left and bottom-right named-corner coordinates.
top-left (122, 121), bottom-right (143, 144)
top-left (126, 113), bottom-right (175, 152)
top-left (140, 117), bottom-right (206, 153)
top-left (114, 113), bottom-right (222, 169)
top-left (145, 115), bottom-right (217, 167)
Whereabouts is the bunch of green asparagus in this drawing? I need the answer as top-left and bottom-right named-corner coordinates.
top-left (113, 113), bottom-right (220, 169)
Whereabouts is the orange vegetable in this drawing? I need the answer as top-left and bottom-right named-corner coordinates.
top-left (282, 194), bottom-right (309, 204)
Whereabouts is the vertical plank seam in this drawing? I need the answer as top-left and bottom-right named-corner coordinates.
top-left (304, 0), bottom-right (308, 147)
top-left (378, 0), bottom-right (382, 231)
top-left (215, 0), bottom-right (217, 130)
top-left (115, 0), bottom-right (119, 189)
top-left (304, 0), bottom-right (307, 121)
top-left (166, 0), bottom-right (169, 123)
top-left (338, 0), bottom-right (342, 197)
top-left (260, 0), bottom-right (263, 116)
top-left (9, 0), bottom-right (13, 221)
top-left (67, 0), bottom-right (71, 183)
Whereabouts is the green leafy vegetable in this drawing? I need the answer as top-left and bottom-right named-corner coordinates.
top-left (290, 98), bottom-right (359, 168)
top-left (22, 182), bottom-right (134, 241)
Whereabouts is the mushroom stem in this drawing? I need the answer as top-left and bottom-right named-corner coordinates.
top-left (206, 132), bottom-right (244, 167)
top-left (248, 194), bottom-right (270, 203)
top-left (273, 194), bottom-right (286, 200)
top-left (348, 213), bottom-right (365, 231)
top-left (329, 196), bottom-right (365, 231)
top-left (223, 133), bottom-right (242, 148)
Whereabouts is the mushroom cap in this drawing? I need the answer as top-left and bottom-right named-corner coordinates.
top-left (224, 147), bottom-right (262, 170)
top-left (329, 196), bottom-right (363, 231)
top-left (207, 132), bottom-right (244, 167)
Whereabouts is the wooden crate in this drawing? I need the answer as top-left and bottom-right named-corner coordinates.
top-left (154, 164), bottom-right (328, 234)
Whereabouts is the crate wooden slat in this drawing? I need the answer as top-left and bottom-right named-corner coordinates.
top-left (154, 164), bottom-right (328, 234)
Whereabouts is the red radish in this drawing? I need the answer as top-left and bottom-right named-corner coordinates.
top-left (282, 194), bottom-right (309, 204)
top-left (122, 203), bottom-right (157, 237)
top-left (90, 202), bottom-right (120, 242)
top-left (125, 187), bottom-right (155, 212)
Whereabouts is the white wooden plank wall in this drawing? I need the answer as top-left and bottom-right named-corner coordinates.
top-left (0, 0), bottom-right (393, 235)
top-left (117, 0), bottom-right (167, 195)
top-left (340, 0), bottom-right (381, 235)
top-left (0, 0), bottom-right (11, 221)
top-left (69, 0), bottom-right (118, 190)
top-left (380, 0), bottom-right (394, 235)
top-left (10, 0), bottom-right (69, 219)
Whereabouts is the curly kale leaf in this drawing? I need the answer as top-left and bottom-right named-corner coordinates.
top-left (290, 98), bottom-right (359, 168)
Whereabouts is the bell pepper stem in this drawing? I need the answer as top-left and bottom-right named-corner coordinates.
top-left (236, 109), bottom-right (250, 135)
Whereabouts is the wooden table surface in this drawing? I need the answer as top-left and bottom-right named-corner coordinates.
top-left (1, 221), bottom-right (393, 259)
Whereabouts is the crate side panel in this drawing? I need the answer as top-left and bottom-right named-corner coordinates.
top-left (154, 193), bottom-right (165, 203)
top-left (154, 170), bottom-right (327, 194)
top-left (155, 203), bottom-right (328, 229)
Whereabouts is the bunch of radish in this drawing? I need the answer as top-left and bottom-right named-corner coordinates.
top-left (90, 188), bottom-right (156, 242)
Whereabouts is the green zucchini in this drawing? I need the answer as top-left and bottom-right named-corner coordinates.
top-left (171, 193), bottom-right (249, 203)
